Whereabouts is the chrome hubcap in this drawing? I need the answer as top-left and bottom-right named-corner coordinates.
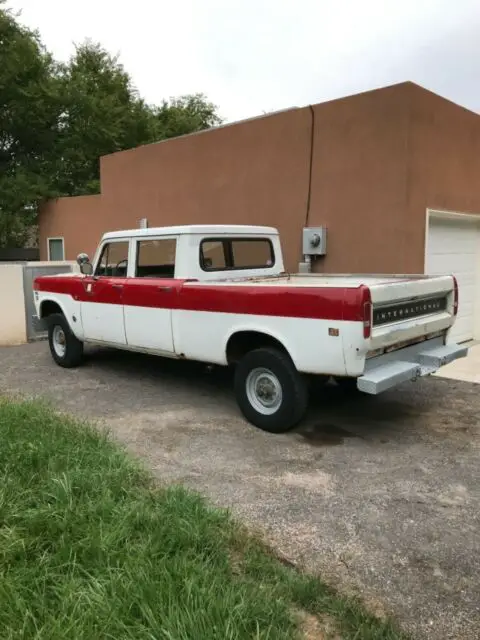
top-left (52, 325), bottom-right (66, 358)
top-left (246, 367), bottom-right (283, 415)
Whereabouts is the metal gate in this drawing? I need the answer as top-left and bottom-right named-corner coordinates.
top-left (23, 264), bottom-right (74, 341)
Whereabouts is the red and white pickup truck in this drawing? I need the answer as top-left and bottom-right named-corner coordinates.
top-left (34, 225), bottom-right (467, 432)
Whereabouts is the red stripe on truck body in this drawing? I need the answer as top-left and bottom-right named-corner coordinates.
top-left (34, 275), bottom-right (366, 323)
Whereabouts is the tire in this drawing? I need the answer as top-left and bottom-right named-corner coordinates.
top-left (47, 313), bottom-right (84, 368)
top-left (234, 347), bottom-right (308, 433)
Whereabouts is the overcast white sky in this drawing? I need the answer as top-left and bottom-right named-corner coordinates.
top-left (7, 0), bottom-right (480, 122)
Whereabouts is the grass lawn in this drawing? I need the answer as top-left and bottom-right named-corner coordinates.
top-left (0, 398), bottom-right (408, 639)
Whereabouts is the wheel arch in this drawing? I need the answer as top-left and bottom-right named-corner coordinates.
top-left (38, 295), bottom-right (83, 341)
top-left (39, 298), bottom-right (65, 319)
top-left (225, 327), bottom-right (295, 366)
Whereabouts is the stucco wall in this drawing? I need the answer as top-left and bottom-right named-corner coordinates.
top-left (307, 84), bottom-right (410, 273)
top-left (39, 194), bottom-right (105, 261)
top-left (407, 84), bottom-right (480, 271)
top-left (38, 83), bottom-right (480, 275)
top-left (99, 107), bottom-right (313, 272)
top-left (0, 264), bottom-right (27, 345)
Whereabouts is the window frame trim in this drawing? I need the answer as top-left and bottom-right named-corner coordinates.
top-left (47, 236), bottom-right (65, 262)
top-left (199, 237), bottom-right (275, 272)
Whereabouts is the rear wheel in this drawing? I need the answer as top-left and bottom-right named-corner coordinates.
top-left (47, 313), bottom-right (84, 368)
top-left (234, 347), bottom-right (308, 433)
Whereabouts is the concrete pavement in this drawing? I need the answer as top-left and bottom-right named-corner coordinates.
top-left (435, 343), bottom-right (480, 384)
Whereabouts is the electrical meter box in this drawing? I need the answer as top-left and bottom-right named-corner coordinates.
top-left (302, 226), bottom-right (327, 256)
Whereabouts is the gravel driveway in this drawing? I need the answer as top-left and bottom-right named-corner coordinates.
top-left (1, 342), bottom-right (479, 639)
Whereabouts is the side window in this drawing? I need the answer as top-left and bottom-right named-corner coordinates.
top-left (95, 241), bottom-right (129, 277)
top-left (200, 240), bottom-right (227, 270)
top-left (200, 238), bottom-right (274, 271)
top-left (231, 239), bottom-right (274, 268)
top-left (135, 238), bottom-right (176, 278)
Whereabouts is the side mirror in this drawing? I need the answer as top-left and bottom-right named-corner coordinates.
top-left (80, 262), bottom-right (93, 276)
top-left (77, 253), bottom-right (93, 276)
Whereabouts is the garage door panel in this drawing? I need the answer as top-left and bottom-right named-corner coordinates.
top-left (428, 255), bottom-right (476, 276)
top-left (457, 283), bottom-right (475, 298)
top-left (429, 243), bottom-right (476, 256)
top-left (426, 214), bottom-right (479, 343)
top-left (455, 287), bottom-right (476, 309)
top-left (452, 319), bottom-right (473, 344)
top-left (428, 219), bottom-right (477, 247)
top-left (457, 308), bottom-right (474, 329)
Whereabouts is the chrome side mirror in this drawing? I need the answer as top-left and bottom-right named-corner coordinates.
top-left (76, 253), bottom-right (93, 276)
top-left (80, 262), bottom-right (93, 275)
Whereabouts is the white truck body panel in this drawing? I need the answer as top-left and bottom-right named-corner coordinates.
top-left (34, 224), bottom-right (467, 394)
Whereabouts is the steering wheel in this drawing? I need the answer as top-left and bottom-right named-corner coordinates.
top-left (114, 259), bottom-right (128, 275)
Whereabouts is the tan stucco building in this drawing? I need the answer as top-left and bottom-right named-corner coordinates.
top-left (39, 82), bottom-right (480, 343)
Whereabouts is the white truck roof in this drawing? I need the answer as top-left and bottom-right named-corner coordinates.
top-left (102, 225), bottom-right (279, 241)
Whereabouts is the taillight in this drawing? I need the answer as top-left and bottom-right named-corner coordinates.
top-left (360, 285), bottom-right (372, 339)
top-left (453, 276), bottom-right (458, 316)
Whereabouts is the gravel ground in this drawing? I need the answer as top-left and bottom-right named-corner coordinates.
top-left (1, 342), bottom-right (479, 639)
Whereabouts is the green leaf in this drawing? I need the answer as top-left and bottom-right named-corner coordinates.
top-left (0, 5), bottom-right (222, 247)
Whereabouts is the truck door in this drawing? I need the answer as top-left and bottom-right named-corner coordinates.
top-left (81, 240), bottom-right (128, 345)
top-left (122, 236), bottom-right (177, 354)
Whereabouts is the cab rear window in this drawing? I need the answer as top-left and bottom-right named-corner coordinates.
top-left (200, 238), bottom-right (274, 271)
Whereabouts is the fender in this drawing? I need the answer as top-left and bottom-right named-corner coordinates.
top-left (223, 322), bottom-right (297, 366)
top-left (38, 292), bottom-right (85, 341)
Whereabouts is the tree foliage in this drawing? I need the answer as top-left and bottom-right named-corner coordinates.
top-left (0, 3), bottom-right (62, 245)
top-left (153, 94), bottom-right (222, 139)
top-left (0, 4), bottom-right (222, 246)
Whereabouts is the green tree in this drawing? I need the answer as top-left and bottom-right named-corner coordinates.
top-left (0, 4), bottom-right (222, 247)
top-left (0, 2), bottom-right (62, 246)
top-left (55, 44), bottom-right (222, 197)
top-left (154, 93), bottom-right (222, 139)
top-left (53, 41), bottom-right (158, 196)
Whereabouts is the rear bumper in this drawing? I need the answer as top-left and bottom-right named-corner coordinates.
top-left (357, 340), bottom-right (468, 394)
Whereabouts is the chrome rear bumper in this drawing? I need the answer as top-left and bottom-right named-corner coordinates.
top-left (357, 340), bottom-right (468, 395)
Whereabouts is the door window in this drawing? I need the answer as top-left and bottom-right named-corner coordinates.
top-left (95, 242), bottom-right (129, 277)
top-left (135, 238), bottom-right (176, 278)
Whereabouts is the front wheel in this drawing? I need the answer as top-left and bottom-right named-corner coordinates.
top-left (47, 313), bottom-right (84, 368)
top-left (234, 347), bottom-right (308, 433)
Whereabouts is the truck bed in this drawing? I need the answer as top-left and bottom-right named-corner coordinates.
top-left (188, 272), bottom-right (449, 289)
top-left (183, 272), bottom-right (456, 354)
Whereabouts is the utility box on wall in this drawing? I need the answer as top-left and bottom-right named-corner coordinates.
top-left (302, 226), bottom-right (327, 256)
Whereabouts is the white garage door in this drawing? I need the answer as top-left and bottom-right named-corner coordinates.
top-left (426, 214), bottom-right (480, 343)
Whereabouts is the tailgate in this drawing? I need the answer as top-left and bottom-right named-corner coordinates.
top-left (368, 275), bottom-right (456, 350)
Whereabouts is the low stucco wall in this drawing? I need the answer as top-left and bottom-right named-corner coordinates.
top-left (0, 264), bottom-right (27, 345)
top-left (0, 261), bottom-right (79, 346)
top-left (25, 261), bottom-right (80, 272)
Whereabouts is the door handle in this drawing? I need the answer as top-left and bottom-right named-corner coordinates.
top-left (112, 284), bottom-right (124, 290)
top-left (157, 286), bottom-right (173, 292)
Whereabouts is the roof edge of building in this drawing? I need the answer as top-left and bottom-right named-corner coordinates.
top-left (100, 80), bottom-right (479, 165)
top-left (101, 105), bottom-right (304, 162)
